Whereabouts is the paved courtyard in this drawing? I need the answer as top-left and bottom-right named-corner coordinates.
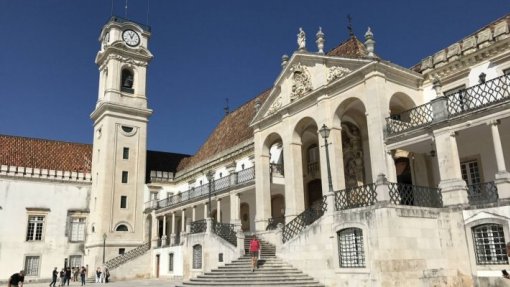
top-left (23, 279), bottom-right (182, 287)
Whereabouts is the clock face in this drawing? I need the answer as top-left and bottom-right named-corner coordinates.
top-left (122, 29), bottom-right (140, 47)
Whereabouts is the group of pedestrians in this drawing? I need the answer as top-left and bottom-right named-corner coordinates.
top-left (95, 267), bottom-right (110, 284)
top-left (49, 266), bottom-right (87, 287)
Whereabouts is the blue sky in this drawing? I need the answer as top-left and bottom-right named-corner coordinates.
top-left (0, 1), bottom-right (508, 155)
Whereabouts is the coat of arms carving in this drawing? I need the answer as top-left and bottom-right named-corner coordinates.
top-left (327, 66), bottom-right (352, 83)
top-left (290, 63), bottom-right (312, 101)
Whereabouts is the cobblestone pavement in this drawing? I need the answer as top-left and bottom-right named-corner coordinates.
top-left (23, 279), bottom-right (182, 287)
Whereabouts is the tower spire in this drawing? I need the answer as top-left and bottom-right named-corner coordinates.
top-left (347, 14), bottom-right (354, 37)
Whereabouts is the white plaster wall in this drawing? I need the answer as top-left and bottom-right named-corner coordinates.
top-left (0, 177), bottom-right (90, 281)
top-left (153, 245), bottom-right (183, 278)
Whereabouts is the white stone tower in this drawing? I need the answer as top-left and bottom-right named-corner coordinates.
top-left (86, 16), bottom-right (153, 268)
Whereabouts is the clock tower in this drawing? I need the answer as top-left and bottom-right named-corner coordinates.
top-left (86, 16), bottom-right (153, 268)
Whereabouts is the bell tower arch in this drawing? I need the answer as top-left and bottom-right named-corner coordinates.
top-left (86, 16), bottom-right (153, 268)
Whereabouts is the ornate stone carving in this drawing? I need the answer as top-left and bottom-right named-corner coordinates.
top-left (267, 96), bottom-right (282, 115)
top-left (327, 66), bottom-right (351, 83)
top-left (342, 122), bottom-right (365, 188)
top-left (290, 63), bottom-right (312, 101)
top-left (297, 27), bottom-right (306, 51)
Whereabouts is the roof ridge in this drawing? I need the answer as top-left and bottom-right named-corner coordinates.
top-left (0, 134), bottom-right (92, 147)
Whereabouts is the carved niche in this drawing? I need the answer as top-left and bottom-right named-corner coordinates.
top-left (290, 63), bottom-right (312, 101)
top-left (327, 66), bottom-right (351, 83)
top-left (341, 122), bottom-right (365, 188)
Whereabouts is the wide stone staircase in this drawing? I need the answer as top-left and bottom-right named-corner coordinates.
top-left (179, 238), bottom-right (324, 287)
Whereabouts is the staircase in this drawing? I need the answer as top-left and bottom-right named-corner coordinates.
top-left (179, 238), bottom-right (324, 287)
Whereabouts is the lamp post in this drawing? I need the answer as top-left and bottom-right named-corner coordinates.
top-left (319, 124), bottom-right (334, 193)
top-left (102, 233), bottom-right (107, 264)
top-left (206, 170), bottom-right (215, 218)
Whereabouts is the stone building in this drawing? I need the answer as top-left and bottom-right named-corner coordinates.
top-left (1, 13), bottom-right (510, 286)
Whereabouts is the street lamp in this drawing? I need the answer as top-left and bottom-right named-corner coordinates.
top-left (206, 170), bottom-right (215, 218)
top-left (319, 124), bottom-right (334, 193)
top-left (102, 233), bottom-right (107, 264)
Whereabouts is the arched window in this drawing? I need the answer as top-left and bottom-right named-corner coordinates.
top-left (121, 69), bottom-right (134, 93)
top-left (192, 244), bottom-right (202, 269)
top-left (472, 224), bottom-right (508, 265)
top-left (337, 228), bottom-right (365, 268)
top-left (116, 224), bottom-right (129, 232)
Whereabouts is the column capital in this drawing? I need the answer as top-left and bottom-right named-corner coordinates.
top-left (487, 119), bottom-right (501, 126)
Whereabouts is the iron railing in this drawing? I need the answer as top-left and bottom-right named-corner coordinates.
top-left (386, 74), bottom-right (510, 136)
top-left (266, 216), bottom-right (286, 231)
top-left (467, 181), bottom-right (499, 205)
top-left (388, 183), bottom-right (443, 208)
top-left (105, 242), bottom-right (150, 270)
top-left (212, 221), bottom-right (237, 246)
top-left (282, 196), bottom-right (327, 243)
top-left (151, 167), bottom-right (255, 210)
top-left (334, 183), bottom-right (377, 210)
top-left (190, 219), bottom-right (207, 234)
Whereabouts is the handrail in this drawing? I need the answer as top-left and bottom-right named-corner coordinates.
top-left (104, 242), bottom-right (150, 270)
top-left (282, 196), bottom-right (327, 243)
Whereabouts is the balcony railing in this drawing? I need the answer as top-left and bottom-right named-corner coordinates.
top-left (467, 181), bottom-right (499, 205)
top-left (190, 219), bottom-right (207, 234)
top-left (387, 183), bottom-right (443, 208)
top-left (150, 167), bottom-right (255, 211)
top-left (335, 183), bottom-right (377, 210)
top-left (386, 74), bottom-right (510, 136)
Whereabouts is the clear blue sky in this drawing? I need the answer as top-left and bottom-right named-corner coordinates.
top-left (0, 1), bottom-right (508, 155)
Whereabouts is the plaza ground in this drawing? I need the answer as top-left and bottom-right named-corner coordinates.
top-left (22, 279), bottom-right (182, 287)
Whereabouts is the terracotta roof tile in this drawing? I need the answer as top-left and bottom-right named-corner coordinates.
top-left (177, 89), bottom-right (270, 171)
top-left (0, 134), bottom-right (93, 173)
top-left (326, 36), bottom-right (369, 58)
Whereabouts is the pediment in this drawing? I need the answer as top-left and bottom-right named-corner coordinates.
top-left (464, 211), bottom-right (510, 225)
top-left (252, 53), bottom-right (371, 124)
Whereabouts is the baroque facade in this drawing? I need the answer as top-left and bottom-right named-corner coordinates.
top-left (2, 14), bottom-right (510, 286)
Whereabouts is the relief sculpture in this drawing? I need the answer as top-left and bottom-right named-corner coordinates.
top-left (342, 122), bottom-right (365, 187)
top-left (290, 63), bottom-right (312, 101)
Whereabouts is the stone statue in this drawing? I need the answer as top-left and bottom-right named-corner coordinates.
top-left (297, 27), bottom-right (306, 51)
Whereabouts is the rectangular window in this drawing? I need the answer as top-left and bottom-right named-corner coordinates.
top-left (120, 196), bottom-right (127, 209)
top-left (70, 218), bottom-right (85, 242)
top-left (26, 216), bottom-right (44, 241)
top-left (338, 228), bottom-right (365, 268)
top-left (473, 224), bottom-right (508, 265)
top-left (121, 171), bottom-right (128, 183)
top-left (119, 248), bottom-right (125, 255)
top-left (169, 253), bottom-right (174, 272)
top-left (461, 160), bottom-right (481, 186)
top-left (123, 147), bottom-right (129, 159)
top-left (25, 256), bottom-right (40, 276)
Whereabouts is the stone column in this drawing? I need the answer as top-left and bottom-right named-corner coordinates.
top-left (170, 212), bottom-right (176, 245)
top-left (254, 136), bottom-right (272, 231)
top-left (489, 120), bottom-right (510, 198)
top-left (283, 140), bottom-right (305, 221)
top-left (151, 210), bottom-right (159, 248)
top-left (203, 203), bottom-right (209, 218)
top-left (385, 150), bottom-right (397, 183)
top-left (230, 193), bottom-right (240, 225)
top-left (161, 214), bottom-right (167, 246)
top-left (181, 209), bottom-right (186, 232)
top-left (192, 206), bottom-right (196, 222)
top-left (434, 131), bottom-right (468, 205)
top-left (216, 199), bottom-right (222, 223)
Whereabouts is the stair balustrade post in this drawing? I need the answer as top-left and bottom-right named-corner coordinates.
top-left (206, 218), bottom-right (213, 235)
top-left (235, 223), bottom-right (244, 256)
top-left (376, 173), bottom-right (391, 203)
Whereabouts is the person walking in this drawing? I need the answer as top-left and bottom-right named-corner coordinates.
top-left (104, 268), bottom-right (110, 283)
top-left (8, 270), bottom-right (25, 287)
top-left (59, 269), bottom-right (65, 287)
top-left (65, 267), bottom-right (72, 286)
top-left (80, 266), bottom-right (87, 286)
top-left (95, 267), bottom-right (102, 283)
top-left (249, 235), bottom-right (260, 272)
top-left (49, 267), bottom-right (58, 287)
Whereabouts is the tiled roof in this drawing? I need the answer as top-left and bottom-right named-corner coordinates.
top-left (326, 36), bottom-right (369, 58)
top-left (177, 89), bottom-right (271, 171)
top-left (0, 134), bottom-right (93, 173)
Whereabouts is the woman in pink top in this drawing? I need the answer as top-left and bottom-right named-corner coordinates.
top-left (249, 235), bottom-right (260, 272)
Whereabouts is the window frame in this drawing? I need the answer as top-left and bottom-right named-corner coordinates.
top-left (120, 196), bottom-right (128, 209)
top-left (333, 223), bottom-right (370, 274)
top-left (472, 223), bottom-right (508, 265)
top-left (69, 217), bottom-right (86, 242)
top-left (26, 210), bottom-right (47, 242)
top-left (192, 244), bottom-right (202, 270)
top-left (122, 147), bottom-right (130, 160)
top-left (169, 253), bottom-right (174, 272)
top-left (24, 255), bottom-right (41, 276)
top-left (121, 171), bottom-right (129, 184)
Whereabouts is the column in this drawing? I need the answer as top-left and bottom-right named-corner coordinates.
top-left (181, 209), bottom-right (186, 232)
top-left (161, 214), bottom-right (167, 246)
top-left (170, 212), bottom-right (176, 245)
top-left (216, 199), bottom-right (222, 223)
top-left (230, 193), bottom-right (240, 225)
top-left (434, 130), bottom-right (468, 205)
top-left (385, 150), bottom-right (397, 183)
top-left (203, 203), bottom-right (208, 218)
top-left (489, 120), bottom-right (510, 198)
top-left (319, 126), bottom-right (345, 193)
top-left (192, 206), bottom-right (196, 222)
top-left (254, 131), bottom-right (272, 231)
top-left (151, 211), bottom-right (159, 248)
top-left (283, 140), bottom-right (305, 220)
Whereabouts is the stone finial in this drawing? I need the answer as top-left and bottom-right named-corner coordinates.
top-left (364, 27), bottom-right (375, 58)
top-left (281, 54), bottom-right (289, 68)
top-left (316, 27), bottom-right (325, 55)
top-left (254, 98), bottom-right (261, 113)
top-left (297, 27), bottom-right (306, 51)
top-left (432, 77), bottom-right (442, 96)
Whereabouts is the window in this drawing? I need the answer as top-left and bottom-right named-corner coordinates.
top-left (123, 147), bottom-right (129, 159)
top-left (120, 196), bottom-right (127, 208)
top-left (461, 160), bottom-right (481, 186)
top-left (69, 255), bottom-right (82, 268)
top-left (119, 248), bottom-right (126, 255)
top-left (70, 218), bottom-right (85, 242)
top-left (121, 69), bottom-right (134, 93)
top-left (116, 224), bottom-right (128, 232)
top-left (24, 256), bottom-right (40, 276)
top-left (472, 224), bottom-right (508, 265)
top-left (26, 216), bottom-right (44, 241)
top-left (337, 228), bottom-right (365, 268)
top-left (307, 144), bottom-right (320, 176)
top-left (121, 171), bottom-right (128, 183)
top-left (192, 244), bottom-right (202, 269)
top-left (169, 253), bottom-right (174, 271)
